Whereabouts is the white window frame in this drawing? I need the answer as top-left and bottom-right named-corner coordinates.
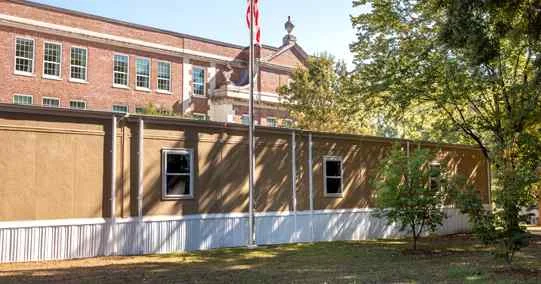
top-left (429, 161), bottom-right (442, 191)
top-left (69, 46), bottom-right (88, 83)
top-left (42, 96), bottom-right (60, 108)
top-left (323, 155), bottom-right (344, 197)
top-left (241, 114), bottom-right (249, 125)
top-left (12, 94), bottom-right (33, 105)
top-left (156, 60), bottom-right (171, 93)
top-left (112, 104), bottom-right (129, 113)
top-left (192, 113), bottom-right (207, 120)
top-left (266, 117), bottom-right (277, 127)
top-left (162, 148), bottom-right (194, 199)
top-left (135, 57), bottom-right (151, 91)
top-left (113, 53), bottom-right (129, 88)
top-left (192, 66), bottom-right (206, 96)
top-left (42, 41), bottom-right (62, 80)
top-left (14, 37), bottom-right (35, 76)
top-left (69, 99), bottom-right (87, 110)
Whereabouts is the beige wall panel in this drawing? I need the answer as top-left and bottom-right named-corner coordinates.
top-left (0, 126), bottom-right (106, 221)
top-left (295, 135), bottom-right (310, 211)
top-left (255, 133), bottom-right (292, 212)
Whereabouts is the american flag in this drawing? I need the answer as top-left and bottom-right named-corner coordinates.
top-left (246, 0), bottom-right (261, 45)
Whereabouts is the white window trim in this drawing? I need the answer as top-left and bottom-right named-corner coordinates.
top-left (112, 53), bottom-right (129, 88)
top-left (162, 148), bottom-right (194, 200)
top-left (192, 113), bottom-right (207, 120)
top-left (156, 60), bottom-right (172, 92)
top-left (191, 66), bottom-right (206, 97)
top-left (13, 94), bottom-right (33, 105)
top-left (69, 99), bottom-right (87, 110)
top-left (42, 96), bottom-right (60, 107)
top-left (112, 104), bottom-right (129, 113)
top-left (266, 116), bottom-right (277, 127)
top-left (323, 155), bottom-right (344, 198)
top-left (42, 41), bottom-right (62, 80)
top-left (69, 46), bottom-right (88, 83)
top-left (14, 36), bottom-right (35, 76)
top-left (135, 57), bottom-right (151, 91)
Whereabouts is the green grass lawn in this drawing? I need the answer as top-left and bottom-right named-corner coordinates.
top-left (1, 234), bottom-right (540, 283)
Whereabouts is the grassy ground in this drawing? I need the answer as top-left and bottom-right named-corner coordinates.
top-left (1, 234), bottom-right (541, 283)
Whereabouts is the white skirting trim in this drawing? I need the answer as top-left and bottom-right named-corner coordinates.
top-left (0, 208), bottom-right (471, 263)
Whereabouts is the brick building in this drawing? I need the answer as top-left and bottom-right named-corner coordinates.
top-left (0, 0), bottom-right (307, 126)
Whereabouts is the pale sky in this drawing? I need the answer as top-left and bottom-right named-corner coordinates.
top-left (32, 0), bottom-right (368, 67)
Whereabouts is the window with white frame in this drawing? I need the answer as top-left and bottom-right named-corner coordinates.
top-left (135, 107), bottom-right (145, 114)
top-left (192, 66), bottom-right (205, 96)
top-left (15, 38), bottom-right (34, 74)
top-left (157, 61), bottom-right (171, 92)
top-left (43, 42), bottom-right (61, 78)
top-left (282, 119), bottom-right (293, 128)
top-left (324, 156), bottom-right (343, 196)
top-left (13, 94), bottom-right (33, 105)
top-left (241, 114), bottom-right (249, 125)
top-left (429, 162), bottom-right (441, 191)
top-left (69, 100), bottom-right (87, 110)
top-left (266, 117), bottom-right (277, 127)
top-left (42, 97), bottom-right (60, 107)
top-left (136, 58), bottom-right (150, 89)
top-left (70, 47), bottom-right (87, 81)
top-left (112, 104), bottom-right (128, 113)
top-left (162, 149), bottom-right (194, 199)
top-left (192, 113), bottom-right (207, 120)
top-left (113, 54), bottom-right (129, 86)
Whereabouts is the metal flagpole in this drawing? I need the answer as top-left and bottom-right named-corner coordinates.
top-left (248, 0), bottom-right (256, 248)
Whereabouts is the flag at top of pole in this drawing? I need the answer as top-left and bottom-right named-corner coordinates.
top-left (246, 0), bottom-right (261, 46)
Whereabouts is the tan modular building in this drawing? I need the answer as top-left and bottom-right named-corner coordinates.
top-left (0, 104), bottom-right (490, 263)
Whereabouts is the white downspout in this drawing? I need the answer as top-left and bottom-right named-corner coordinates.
top-left (138, 118), bottom-right (144, 253)
top-left (110, 115), bottom-right (117, 256)
top-left (308, 133), bottom-right (314, 242)
top-left (291, 131), bottom-right (297, 241)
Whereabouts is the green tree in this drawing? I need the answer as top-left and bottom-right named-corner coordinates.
top-left (277, 54), bottom-right (374, 135)
top-left (373, 145), bottom-right (450, 250)
top-left (351, 0), bottom-right (541, 260)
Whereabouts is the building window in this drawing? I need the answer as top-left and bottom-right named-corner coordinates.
top-left (429, 162), bottom-right (441, 191)
top-left (13, 94), bottom-right (33, 105)
top-left (15, 38), bottom-right (34, 74)
top-left (69, 100), bottom-right (87, 110)
top-left (135, 107), bottom-right (145, 114)
top-left (113, 54), bottom-right (129, 87)
top-left (43, 42), bottom-right (61, 78)
top-left (324, 156), bottom-right (343, 197)
top-left (42, 97), bottom-right (60, 107)
top-left (241, 114), bottom-right (249, 125)
top-left (192, 113), bottom-right (207, 120)
top-left (266, 117), bottom-right (277, 127)
top-left (192, 66), bottom-right (205, 96)
top-left (136, 58), bottom-right (150, 89)
top-left (282, 119), bottom-right (293, 128)
top-left (162, 149), bottom-right (194, 199)
top-left (112, 105), bottom-right (128, 113)
top-left (157, 61), bottom-right (171, 92)
top-left (70, 47), bottom-right (87, 81)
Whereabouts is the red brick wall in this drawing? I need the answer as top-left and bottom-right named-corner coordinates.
top-left (0, 27), bottom-right (182, 112)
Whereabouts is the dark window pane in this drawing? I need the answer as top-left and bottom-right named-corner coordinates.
top-left (326, 160), bottom-right (341, 177)
top-left (166, 175), bottom-right (190, 195)
top-left (326, 177), bottom-right (342, 194)
top-left (167, 153), bottom-right (190, 174)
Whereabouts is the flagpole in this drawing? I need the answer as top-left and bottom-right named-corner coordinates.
top-left (248, 0), bottom-right (256, 247)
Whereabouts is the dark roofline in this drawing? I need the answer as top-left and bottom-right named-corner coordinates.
top-left (8, 0), bottom-right (284, 52)
top-left (0, 103), bottom-right (482, 151)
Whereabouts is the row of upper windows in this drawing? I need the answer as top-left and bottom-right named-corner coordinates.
top-left (13, 37), bottom-right (207, 95)
top-left (12, 94), bottom-right (131, 113)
